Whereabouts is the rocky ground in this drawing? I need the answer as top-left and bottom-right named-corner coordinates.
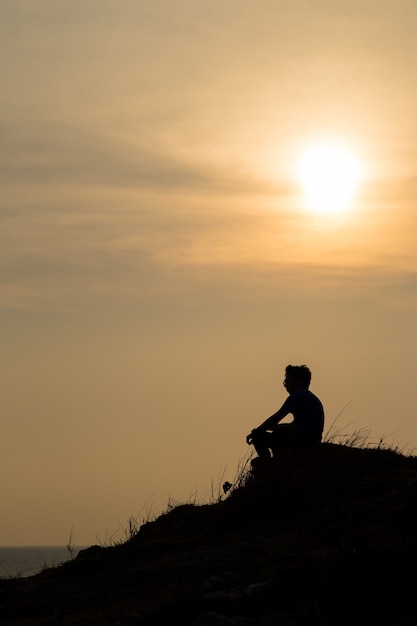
top-left (1, 442), bottom-right (417, 625)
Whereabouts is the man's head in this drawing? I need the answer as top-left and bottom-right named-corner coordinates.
top-left (284, 364), bottom-right (312, 392)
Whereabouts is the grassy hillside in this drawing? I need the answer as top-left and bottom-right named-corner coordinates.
top-left (1, 442), bottom-right (417, 625)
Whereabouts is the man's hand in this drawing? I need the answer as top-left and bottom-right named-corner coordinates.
top-left (246, 428), bottom-right (258, 445)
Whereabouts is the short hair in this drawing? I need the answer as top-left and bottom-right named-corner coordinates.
top-left (285, 364), bottom-right (311, 387)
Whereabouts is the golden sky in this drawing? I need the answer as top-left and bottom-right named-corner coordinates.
top-left (1, 0), bottom-right (417, 545)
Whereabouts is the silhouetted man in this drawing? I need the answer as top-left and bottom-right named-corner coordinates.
top-left (246, 365), bottom-right (324, 461)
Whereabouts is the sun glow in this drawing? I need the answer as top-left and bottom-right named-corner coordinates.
top-left (296, 140), bottom-right (364, 215)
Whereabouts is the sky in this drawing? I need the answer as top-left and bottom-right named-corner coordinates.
top-left (1, 0), bottom-right (417, 546)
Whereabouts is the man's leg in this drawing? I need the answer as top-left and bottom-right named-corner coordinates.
top-left (269, 423), bottom-right (295, 456)
top-left (250, 429), bottom-right (274, 460)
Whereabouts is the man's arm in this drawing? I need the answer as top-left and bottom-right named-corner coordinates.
top-left (246, 403), bottom-right (290, 444)
top-left (258, 405), bottom-right (289, 431)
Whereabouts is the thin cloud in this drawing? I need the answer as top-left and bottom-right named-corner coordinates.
top-left (0, 122), bottom-right (206, 188)
top-left (0, 120), bottom-right (288, 198)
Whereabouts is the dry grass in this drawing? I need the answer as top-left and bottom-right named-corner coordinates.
top-left (3, 438), bottom-right (417, 625)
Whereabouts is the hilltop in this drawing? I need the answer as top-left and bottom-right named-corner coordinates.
top-left (1, 442), bottom-right (417, 625)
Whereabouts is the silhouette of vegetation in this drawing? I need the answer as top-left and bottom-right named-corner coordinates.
top-left (1, 437), bottom-right (417, 625)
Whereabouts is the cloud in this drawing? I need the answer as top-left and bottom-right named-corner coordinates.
top-left (0, 119), bottom-right (288, 199)
top-left (1, 0), bottom-right (417, 319)
top-left (0, 121), bottom-right (203, 188)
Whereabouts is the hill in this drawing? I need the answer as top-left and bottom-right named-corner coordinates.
top-left (1, 442), bottom-right (417, 625)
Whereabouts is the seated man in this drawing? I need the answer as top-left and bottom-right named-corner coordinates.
top-left (247, 364), bottom-right (324, 462)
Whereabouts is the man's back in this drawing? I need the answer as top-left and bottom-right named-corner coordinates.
top-left (282, 388), bottom-right (324, 445)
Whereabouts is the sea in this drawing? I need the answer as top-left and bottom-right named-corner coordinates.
top-left (0, 546), bottom-right (85, 579)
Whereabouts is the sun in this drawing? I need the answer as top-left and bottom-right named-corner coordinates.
top-left (295, 140), bottom-right (364, 215)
